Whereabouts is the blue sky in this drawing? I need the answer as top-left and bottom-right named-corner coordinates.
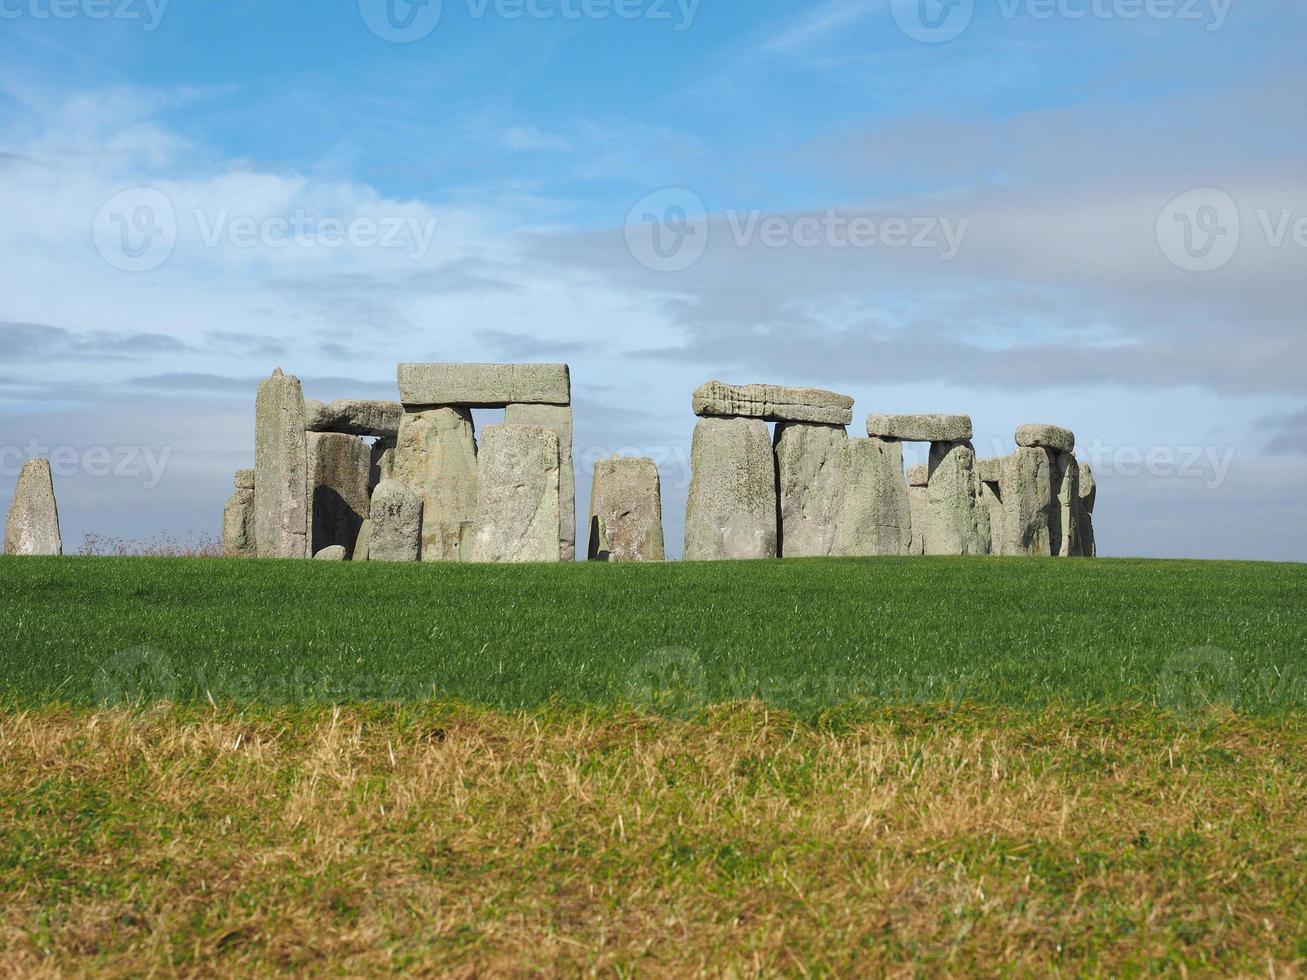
top-left (2, 0), bottom-right (1305, 560)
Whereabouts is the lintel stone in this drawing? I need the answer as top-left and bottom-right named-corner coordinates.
top-left (693, 381), bottom-right (853, 426)
top-left (866, 414), bottom-right (973, 443)
top-left (397, 363), bottom-right (571, 407)
top-left (1016, 423), bottom-right (1075, 453)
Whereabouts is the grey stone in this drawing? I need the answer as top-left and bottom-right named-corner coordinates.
top-left (306, 432), bottom-right (371, 559)
top-left (354, 519), bottom-right (372, 562)
top-left (683, 417), bottom-right (777, 561)
top-left (395, 408), bottom-right (479, 562)
top-left (305, 399), bottom-right (403, 438)
top-left (774, 422), bottom-right (848, 558)
top-left (368, 480), bottom-right (423, 562)
top-left (866, 414), bottom-right (973, 443)
top-left (907, 463), bottom-right (929, 488)
top-left (369, 439), bottom-right (396, 493)
top-left (464, 424), bottom-right (562, 564)
top-left (980, 481), bottom-right (1005, 556)
top-left (254, 369), bottom-right (308, 559)
top-left (1079, 460), bottom-right (1097, 512)
top-left (222, 488), bottom-right (256, 558)
top-left (1016, 423), bottom-right (1075, 454)
top-left (314, 545), bottom-right (347, 561)
top-left (924, 440), bottom-right (987, 555)
top-left (234, 468), bottom-right (255, 491)
top-left (587, 456), bottom-right (665, 562)
top-left (975, 457), bottom-right (1004, 485)
top-left (506, 403), bottom-right (575, 561)
top-left (397, 363), bottom-right (570, 407)
top-left (1052, 451), bottom-right (1081, 558)
top-left (998, 448), bottom-right (1055, 557)
top-left (908, 485), bottom-right (928, 556)
top-left (832, 437), bottom-right (912, 557)
top-left (693, 381), bottom-right (854, 426)
top-left (1077, 461), bottom-right (1097, 558)
top-left (4, 458), bottom-right (62, 556)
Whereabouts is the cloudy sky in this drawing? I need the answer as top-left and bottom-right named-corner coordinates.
top-left (1, 0), bottom-right (1304, 560)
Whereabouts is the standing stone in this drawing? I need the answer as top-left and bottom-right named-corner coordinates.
top-left (1052, 451), bottom-right (1081, 558)
top-left (464, 424), bottom-right (562, 564)
top-left (684, 417), bottom-right (777, 561)
top-left (4, 459), bottom-right (62, 556)
top-left (254, 369), bottom-right (308, 559)
top-left (979, 480), bottom-right (1005, 556)
top-left (774, 422), bottom-right (848, 558)
top-left (907, 464), bottom-right (929, 488)
top-left (368, 480), bottom-right (423, 562)
top-left (369, 439), bottom-right (396, 494)
top-left (353, 519), bottom-right (372, 562)
top-left (235, 468), bottom-right (255, 491)
top-left (924, 441), bottom-right (987, 556)
top-left (998, 448), bottom-right (1055, 557)
top-left (832, 438), bottom-right (912, 557)
top-left (1077, 461), bottom-right (1098, 558)
top-left (506, 403), bottom-right (575, 561)
top-left (907, 485), bottom-right (928, 557)
top-left (222, 475), bottom-right (256, 559)
top-left (395, 408), bottom-right (479, 562)
top-left (588, 456), bottom-right (665, 562)
top-left (306, 432), bottom-right (372, 559)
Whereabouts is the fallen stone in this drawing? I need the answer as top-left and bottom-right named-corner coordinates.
top-left (254, 369), bottom-right (308, 559)
top-left (506, 403), bottom-right (575, 561)
top-left (998, 448), bottom-right (1055, 557)
top-left (306, 432), bottom-right (372, 559)
top-left (975, 457), bottom-right (1004, 484)
top-left (314, 545), bottom-right (347, 561)
top-left (774, 422), bottom-right (848, 557)
top-left (4, 458), bottom-right (62, 556)
top-left (305, 399), bottom-right (403, 438)
top-left (234, 469), bottom-right (255, 491)
top-left (683, 417), bottom-right (777, 561)
top-left (368, 480), bottom-right (423, 562)
top-left (866, 414), bottom-right (973, 443)
top-left (908, 486), bottom-right (928, 556)
top-left (693, 381), bottom-right (854, 426)
top-left (464, 424), bottom-right (562, 563)
top-left (907, 463), bottom-right (929, 488)
top-left (587, 456), bottom-right (665, 562)
top-left (395, 407), bottom-right (479, 561)
top-left (397, 363), bottom-right (570, 407)
top-left (1016, 423), bottom-right (1075, 454)
top-left (222, 488), bottom-right (256, 558)
top-left (832, 437), bottom-right (912, 557)
top-left (924, 440), bottom-right (987, 555)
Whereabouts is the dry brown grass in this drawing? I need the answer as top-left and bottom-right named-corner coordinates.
top-left (78, 533), bottom-right (223, 558)
top-left (0, 704), bottom-right (1303, 976)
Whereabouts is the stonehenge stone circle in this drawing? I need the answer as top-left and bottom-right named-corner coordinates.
top-left (506, 402), bottom-right (576, 561)
top-left (924, 440), bottom-right (989, 556)
top-left (774, 421), bottom-right (849, 557)
top-left (4, 458), bottom-right (62, 556)
top-left (694, 381), bottom-right (854, 426)
top-left (1016, 424), bottom-right (1076, 454)
top-left (398, 363), bottom-right (570, 407)
top-left (866, 414), bottom-right (973, 443)
top-left (832, 437), bottom-right (912, 557)
top-left (395, 407), bottom-right (479, 562)
top-left (684, 416), bottom-right (778, 561)
top-left (588, 455), bottom-right (665, 562)
top-left (305, 399), bottom-right (403, 439)
top-left (464, 424), bottom-right (562, 564)
top-left (223, 472), bottom-right (256, 558)
top-left (368, 480), bottom-right (423, 562)
top-left (254, 369), bottom-right (309, 559)
top-left (306, 431), bottom-right (372, 559)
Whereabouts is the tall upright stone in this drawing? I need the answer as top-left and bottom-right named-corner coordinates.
top-left (924, 441), bottom-right (987, 556)
top-left (832, 437), bottom-right (912, 557)
top-left (588, 456), bottom-right (665, 562)
top-left (684, 417), bottom-right (777, 561)
top-left (464, 424), bottom-right (562, 564)
top-left (907, 485), bottom-right (928, 557)
top-left (368, 480), bottom-right (423, 563)
top-left (1051, 451), bottom-right (1080, 558)
top-left (998, 448), bottom-right (1055, 557)
top-left (979, 480), bottom-right (1005, 556)
top-left (306, 432), bottom-right (372, 559)
top-left (506, 403), bottom-right (575, 561)
top-left (774, 422), bottom-right (848, 558)
top-left (1077, 461), bottom-right (1098, 558)
top-left (223, 470), bottom-right (256, 558)
top-left (395, 407), bottom-right (479, 562)
top-left (4, 458), bottom-right (62, 556)
top-left (254, 369), bottom-right (308, 559)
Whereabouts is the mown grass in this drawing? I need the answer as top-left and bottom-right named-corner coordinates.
top-left (1, 704), bottom-right (1303, 975)
top-left (1, 555), bottom-right (1304, 715)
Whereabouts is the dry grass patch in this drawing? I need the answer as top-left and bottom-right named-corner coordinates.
top-left (1, 704), bottom-right (1304, 976)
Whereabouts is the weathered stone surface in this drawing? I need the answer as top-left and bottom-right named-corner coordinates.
top-left (832, 437), bottom-right (912, 557)
top-left (235, 469), bottom-right (255, 491)
top-left (397, 363), bottom-right (570, 407)
top-left (1077, 461), bottom-right (1097, 558)
top-left (907, 463), bottom-right (929, 488)
top-left (1016, 424), bottom-right (1075, 454)
top-left (506, 403), bottom-right (575, 561)
top-left (354, 519), bottom-right (372, 562)
top-left (908, 485), bottom-right (928, 556)
top-left (975, 457), bottom-right (1004, 485)
top-left (998, 448), bottom-right (1055, 557)
top-left (980, 481), bottom-right (1005, 556)
top-left (305, 399), bottom-right (403, 438)
top-left (4, 458), bottom-right (62, 556)
top-left (1052, 451), bottom-right (1081, 558)
top-left (464, 424), bottom-right (562, 564)
top-left (587, 456), bottom-right (665, 562)
top-left (774, 422), bottom-right (848, 558)
top-left (683, 417), bottom-right (777, 561)
top-left (369, 439), bottom-right (395, 493)
top-left (254, 369), bottom-right (308, 559)
top-left (368, 480), bottom-right (422, 562)
top-left (314, 545), bottom-right (347, 561)
top-left (866, 414), bottom-right (973, 443)
top-left (222, 488), bottom-right (256, 558)
top-left (306, 432), bottom-right (372, 559)
top-left (395, 408), bottom-right (478, 562)
top-left (693, 381), bottom-right (854, 426)
top-left (924, 441), bottom-right (988, 556)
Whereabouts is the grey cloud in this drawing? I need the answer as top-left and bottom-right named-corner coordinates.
top-left (1258, 408), bottom-right (1307, 456)
top-left (480, 329), bottom-right (594, 361)
top-left (0, 321), bottom-right (191, 361)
